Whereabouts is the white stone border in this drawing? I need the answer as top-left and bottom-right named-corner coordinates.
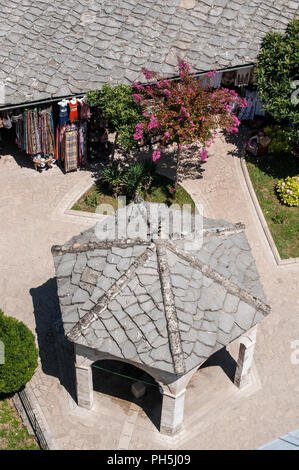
top-left (52, 175), bottom-right (105, 224)
top-left (240, 156), bottom-right (299, 266)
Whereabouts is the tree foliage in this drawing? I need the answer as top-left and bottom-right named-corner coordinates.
top-left (132, 59), bottom-right (247, 186)
top-left (86, 84), bottom-right (143, 151)
top-left (0, 310), bottom-right (38, 394)
top-left (255, 19), bottom-right (299, 127)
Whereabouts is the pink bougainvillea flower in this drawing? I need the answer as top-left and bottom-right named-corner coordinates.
top-left (206, 70), bottom-right (217, 78)
top-left (164, 131), bottom-right (170, 138)
top-left (239, 98), bottom-right (248, 108)
top-left (148, 115), bottom-right (159, 130)
top-left (134, 123), bottom-right (143, 141)
top-left (227, 127), bottom-right (239, 134)
top-left (142, 68), bottom-right (153, 80)
top-left (178, 144), bottom-right (183, 150)
top-left (169, 187), bottom-right (176, 194)
top-left (198, 147), bottom-right (208, 162)
top-left (152, 149), bottom-right (161, 162)
top-left (178, 58), bottom-right (190, 72)
top-left (133, 93), bottom-right (142, 102)
top-left (132, 81), bottom-right (144, 91)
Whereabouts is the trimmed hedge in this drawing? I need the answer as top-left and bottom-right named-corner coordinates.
top-left (0, 310), bottom-right (38, 394)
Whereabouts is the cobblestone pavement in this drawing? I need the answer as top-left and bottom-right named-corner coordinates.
top-left (0, 138), bottom-right (298, 450)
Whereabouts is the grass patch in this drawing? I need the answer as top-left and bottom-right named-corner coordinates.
top-left (245, 153), bottom-right (299, 259)
top-left (72, 174), bottom-right (195, 214)
top-left (0, 397), bottom-right (39, 450)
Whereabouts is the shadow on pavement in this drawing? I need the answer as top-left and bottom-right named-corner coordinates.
top-left (199, 346), bottom-right (237, 383)
top-left (30, 278), bottom-right (77, 402)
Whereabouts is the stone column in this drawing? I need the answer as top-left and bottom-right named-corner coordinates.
top-left (234, 326), bottom-right (257, 389)
top-left (160, 388), bottom-right (186, 435)
top-left (75, 363), bottom-right (94, 409)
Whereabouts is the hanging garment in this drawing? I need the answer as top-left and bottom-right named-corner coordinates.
top-left (24, 108), bottom-right (41, 155)
top-left (235, 67), bottom-right (252, 87)
top-left (238, 90), bottom-right (265, 121)
top-left (11, 114), bottom-right (24, 151)
top-left (80, 100), bottom-right (91, 120)
top-left (213, 71), bottom-right (223, 88)
top-left (79, 121), bottom-right (87, 166)
top-left (64, 123), bottom-right (78, 172)
top-left (39, 106), bottom-right (55, 156)
top-left (59, 102), bottom-right (69, 125)
top-left (69, 99), bottom-right (79, 123)
top-left (254, 96), bottom-right (266, 116)
top-left (2, 114), bottom-right (12, 129)
top-left (221, 70), bottom-right (236, 87)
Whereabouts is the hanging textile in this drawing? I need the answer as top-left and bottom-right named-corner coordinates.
top-left (213, 71), bottom-right (223, 88)
top-left (79, 121), bottom-right (87, 167)
top-left (11, 114), bottom-right (24, 151)
top-left (234, 67), bottom-right (252, 87)
top-left (64, 123), bottom-right (78, 172)
top-left (39, 106), bottom-right (55, 157)
top-left (24, 108), bottom-right (41, 155)
top-left (69, 99), bottom-right (79, 123)
top-left (2, 114), bottom-right (12, 129)
top-left (80, 100), bottom-right (91, 120)
top-left (59, 101), bottom-right (69, 125)
top-left (238, 90), bottom-right (265, 121)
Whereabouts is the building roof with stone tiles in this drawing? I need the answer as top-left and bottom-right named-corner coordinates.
top-left (0, 0), bottom-right (298, 106)
top-left (52, 201), bottom-right (270, 376)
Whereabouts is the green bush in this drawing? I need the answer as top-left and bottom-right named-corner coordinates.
top-left (276, 176), bottom-right (299, 207)
top-left (255, 19), bottom-right (299, 126)
top-left (99, 160), bottom-right (157, 199)
top-left (100, 163), bottom-right (125, 197)
top-left (264, 125), bottom-right (295, 154)
top-left (0, 310), bottom-right (38, 394)
top-left (86, 84), bottom-right (143, 151)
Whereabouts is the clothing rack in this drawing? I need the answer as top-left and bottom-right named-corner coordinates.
top-left (0, 93), bottom-right (89, 113)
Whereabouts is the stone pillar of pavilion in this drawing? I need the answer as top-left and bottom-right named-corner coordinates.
top-left (160, 388), bottom-right (186, 435)
top-left (75, 362), bottom-right (94, 409)
top-left (234, 325), bottom-right (257, 388)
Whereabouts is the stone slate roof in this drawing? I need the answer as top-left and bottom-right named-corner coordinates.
top-left (52, 201), bottom-right (270, 376)
top-left (1, 1), bottom-right (298, 106)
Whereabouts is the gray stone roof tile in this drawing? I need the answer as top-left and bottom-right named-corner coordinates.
top-left (1, 0), bottom-right (298, 105)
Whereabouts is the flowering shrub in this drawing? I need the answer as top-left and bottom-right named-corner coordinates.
top-left (276, 176), bottom-right (299, 207)
top-left (132, 59), bottom-right (247, 186)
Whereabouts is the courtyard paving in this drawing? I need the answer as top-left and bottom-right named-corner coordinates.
top-left (0, 136), bottom-right (298, 450)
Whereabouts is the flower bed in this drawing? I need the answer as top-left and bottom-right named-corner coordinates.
top-left (72, 173), bottom-right (195, 214)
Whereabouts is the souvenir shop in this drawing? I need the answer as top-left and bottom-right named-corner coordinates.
top-left (198, 64), bottom-right (266, 122)
top-left (0, 96), bottom-right (110, 172)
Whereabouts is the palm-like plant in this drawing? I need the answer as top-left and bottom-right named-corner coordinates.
top-left (101, 163), bottom-right (124, 197)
